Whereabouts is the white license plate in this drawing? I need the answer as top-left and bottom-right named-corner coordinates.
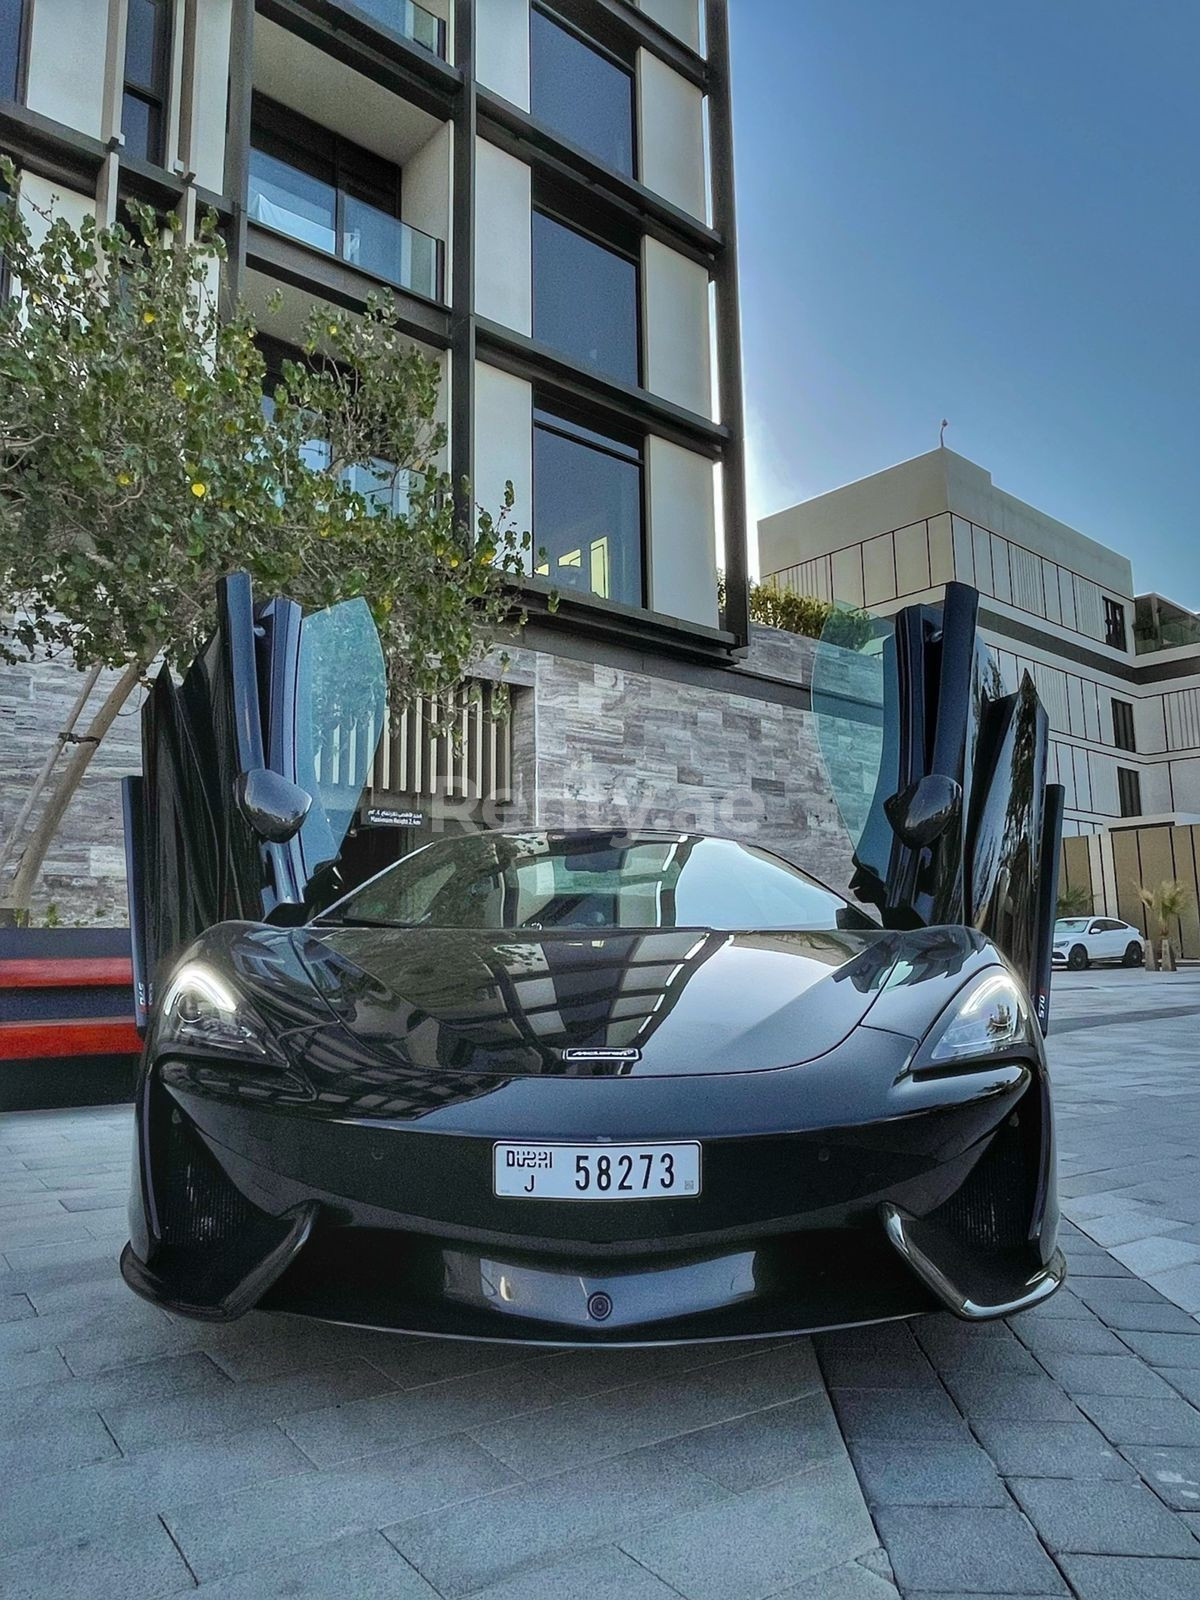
top-left (493, 1142), bottom-right (701, 1200)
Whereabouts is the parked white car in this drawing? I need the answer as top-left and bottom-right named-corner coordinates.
top-left (1053, 917), bottom-right (1145, 970)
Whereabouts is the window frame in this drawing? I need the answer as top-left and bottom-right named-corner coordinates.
top-left (122, 0), bottom-right (174, 168)
top-left (529, 1), bottom-right (638, 180)
top-left (532, 399), bottom-right (647, 610)
top-left (1111, 697), bottom-right (1136, 753)
top-left (531, 200), bottom-right (643, 388)
top-left (1104, 596), bottom-right (1127, 652)
top-left (1116, 765), bottom-right (1142, 818)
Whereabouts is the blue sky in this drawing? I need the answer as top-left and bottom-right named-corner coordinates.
top-left (730, 1), bottom-right (1200, 600)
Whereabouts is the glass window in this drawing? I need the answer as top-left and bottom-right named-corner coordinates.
top-left (326, 831), bottom-right (865, 932)
top-left (1112, 698), bottom-right (1136, 752)
top-left (533, 408), bottom-right (643, 607)
top-left (1, 0), bottom-right (25, 100)
top-left (1104, 596), bottom-right (1127, 652)
top-left (346, 0), bottom-right (446, 58)
top-left (532, 210), bottom-right (639, 386)
top-left (530, 7), bottom-right (634, 176)
top-left (1117, 766), bottom-right (1142, 818)
top-left (122, 0), bottom-right (171, 164)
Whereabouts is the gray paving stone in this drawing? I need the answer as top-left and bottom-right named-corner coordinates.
top-left (1011, 1287), bottom-right (1092, 1319)
top-left (1111, 1236), bottom-right (1200, 1277)
top-left (0, 1421), bottom-right (310, 1552)
top-left (830, 1385), bottom-right (968, 1443)
top-left (386, 1443), bottom-right (725, 1598)
top-left (872, 1504), bottom-right (1068, 1595)
top-left (1117, 1329), bottom-right (1200, 1367)
top-left (0, 1515), bottom-right (194, 1600)
top-left (1120, 1446), bottom-right (1200, 1510)
top-left (940, 1367), bottom-right (1082, 1422)
top-left (818, 1341), bottom-right (940, 1388)
top-left (1094, 1300), bottom-right (1200, 1334)
top-left (1147, 1264), bottom-right (1200, 1314)
top-left (1160, 1367), bottom-right (1200, 1407)
top-left (189, 1530), bottom-right (440, 1599)
top-left (1079, 1394), bottom-right (1200, 1447)
top-left (0, 1407), bottom-right (121, 1475)
top-left (1074, 1275), bottom-right (1167, 1306)
top-left (849, 1438), bottom-right (1007, 1506)
top-left (0, 1345), bottom-right (72, 1390)
top-left (470, 1340), bottom-right (822, 1480)
top-left (0, 1293), bottom-right (34, 1322)
top-left (104, 1358), bottom-right (394, 1453)
top-left (166, 1432), bottom-right (516, 1582)
top-left (448, 1545), bottom-right (688, 1600)
top-left (971, 1418), bottom-right (1134, 1480)
top-left (0, 1352), bottom-right (230, 1437)
top-left (1037, 1352), bottom-right (1181, 1398)
top-left (521, 1339), bottom-right (776, 1400)
top-left (1011, 1476), bottom-right (1198, 1556)
top-left (617, 1456), bottom-right (878, 1600)
top-left (658, 1390), bottom-right (844, 1490)
top-left (1058, 1554), bottom-right (1200, 1600)
top-left (1016, 1316), bottom-right (1131, 1356)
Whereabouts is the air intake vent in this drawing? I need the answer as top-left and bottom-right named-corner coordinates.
top-left (158, 1112), bottom-right (255, 1248)
top-left (931, 1113), bottom-right (1030, 1250)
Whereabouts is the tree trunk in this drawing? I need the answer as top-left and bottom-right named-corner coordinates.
top-left (0, 660), bottom-right (144, 920)
top-left (0, 663), bottom-right (103, 881)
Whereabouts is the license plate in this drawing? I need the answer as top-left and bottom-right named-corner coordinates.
top-left (493, 1142), bottom-right (701, 1200)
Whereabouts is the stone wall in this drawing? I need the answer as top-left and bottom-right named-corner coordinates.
top-left (0, 653), bottom-right (145, 926)
top-left (2, 622), bottom-right (866, 925)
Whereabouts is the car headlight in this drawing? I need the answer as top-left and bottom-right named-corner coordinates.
top-left (920, 971), bottom-right (1034, 1065)
top-left (156, 961), bottom-right (271, 1059)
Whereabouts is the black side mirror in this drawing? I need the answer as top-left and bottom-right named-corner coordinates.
top-left (235, 768), bottom-right (312, 844)
top-left (885, 774), bottom-right (962, 849)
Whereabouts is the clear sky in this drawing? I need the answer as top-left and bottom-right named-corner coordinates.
top-left (729, 0), bottom-right (1200, 601)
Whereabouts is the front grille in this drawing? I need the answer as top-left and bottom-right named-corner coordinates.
top-left (157, 1110), bottom-right (255, 1248)
top-left (930, 1110), bottom-right (1031, 1250)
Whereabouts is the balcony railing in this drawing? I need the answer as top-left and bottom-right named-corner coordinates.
top-left (248, 150), bottom-right (444, 302)
top-left (338, 0), bottom-right (447, 59)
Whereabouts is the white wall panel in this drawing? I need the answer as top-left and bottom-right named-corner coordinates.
top-left (473, 361), bottom-right (532, 535)
top-left (951, 515), bottom-right (974, 586)
top-left (476, 0), bottom-right (531, 110)
top-left (991, 536), bottom-right (1012, 604)
top-left (636, 51), bottom-right (706, 220)
top-left (18, 175), bottom-right (94, 244)
top-left (862, 533), bottom-right (895, 606)
top-left (647, 437), bottom-right (717, 626)
top-left (928, 513), bottom-right (954, 585)
top-left (1042, 559), bottom-right (1061, 624)
top-left (642, 237), bottom-right (711, 416)
top-left (474, 139), bottom-right (531, 334)
top-left (1058, 567), bottom-right (1078, 634)
top-left (403, 122), bottom-right (452, 276)
top-left (1010, 545), bottom-right (1042, 615)
top-left (894, 521), bottom-right (929, 595)
top-left (831, 545), bottom-right (865, 608)
top-left (1074, 579), bottom-right (1104, 641)
top-left (637, 0), bottom-right (702, 52)
top-left (971, 524), bottom-right (993, 595)
top-left (191, 0), bottom-right (233, 190)
top-left (25, 0), bottom-right (108, 138)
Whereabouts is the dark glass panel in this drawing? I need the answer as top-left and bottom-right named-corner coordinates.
top-left (1, 0), bottom-right (23, 100)
top-left (125, 0), bottom-right (168, 90)
top-left (121, 94), bottom-right (158, 164)
top-left (533, 414), bottom-right (642, 607)
top-left (533, 211), bottom-right (638, 385)
top-left (530, 8), bottom-right (634, 176)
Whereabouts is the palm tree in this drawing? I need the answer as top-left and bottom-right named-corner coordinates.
top-left (1056, 883), bottom-right (1093, 918)
top-left (1137, 880), bottom-right (1192, 970)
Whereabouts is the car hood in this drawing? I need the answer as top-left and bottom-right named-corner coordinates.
top-left (293, 923), bottom-right (991, 1078)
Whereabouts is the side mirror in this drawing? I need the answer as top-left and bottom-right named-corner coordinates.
top-left (235, 768), bottom-right (312, 844)
top-left (885, 774), bottom-right (962, 849)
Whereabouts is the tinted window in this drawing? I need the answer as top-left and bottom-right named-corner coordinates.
top-left (533, 211), bottom-right (639, 385)
top-left (530, 8), bottom-right (634, 176)
top-left (123, 0), bottom-right (171, 163)
top-left (329, 832), bottom-right (863, 932)
top-left (1104, 596), bottom-right (1127, 651)
top-left (1, 0), bottom-right (25, 100)
top-left (1112, 698), bottom-right (1136, 752)
top-left (1117, 766), bottom-right (1142, 817)
top-left (533, 408), bottom-right (643, 606)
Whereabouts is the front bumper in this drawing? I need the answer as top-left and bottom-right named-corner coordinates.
top-left (123, 1033), bottom-right (1062, 1343)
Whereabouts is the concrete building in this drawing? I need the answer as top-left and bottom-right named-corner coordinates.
top-left (1, 0), bottom-right (862, 923)
top-left (760, 448), bottom-right (1200, 840)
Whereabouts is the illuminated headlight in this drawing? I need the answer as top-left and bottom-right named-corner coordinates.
top-left (922, 971), bottom-right (1033, 1064)
top-left (157, 962), bottom-right (270, 1059)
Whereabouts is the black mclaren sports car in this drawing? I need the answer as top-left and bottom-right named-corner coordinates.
top-left (120, 576), bottom-right (1066, 1342)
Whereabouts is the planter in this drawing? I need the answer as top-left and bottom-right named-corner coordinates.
top-left (0, 926), bottom-right (139, 1111)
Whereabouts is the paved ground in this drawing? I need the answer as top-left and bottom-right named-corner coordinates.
top-left (2, 968), bottom-right (1200, 1599)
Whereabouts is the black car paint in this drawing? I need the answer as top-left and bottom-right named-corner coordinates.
top-left (120, 573), bottom-right (1065, 1342)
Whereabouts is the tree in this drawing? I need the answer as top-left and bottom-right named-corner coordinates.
top-left (1056, 883), bottom-right (1093, 918)
top-left (718, 575), bottom-right (871, 649)
top-left (1137, 879), bottom-right (1192, 962)
top-left (0, 168), bottom-right (527, 919)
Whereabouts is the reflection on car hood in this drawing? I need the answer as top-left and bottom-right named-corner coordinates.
top-left (294, 923), bottom-right (990, 1078)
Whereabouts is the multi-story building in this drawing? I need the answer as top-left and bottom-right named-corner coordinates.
top-left (4, 0), bottom-right (861, 926)
top-left (760, 448), bottom-right (1200, 947)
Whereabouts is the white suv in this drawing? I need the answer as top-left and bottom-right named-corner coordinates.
top-left (1053, 917), bottom-right (1145, 971)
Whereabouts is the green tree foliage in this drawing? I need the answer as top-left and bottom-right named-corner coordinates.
top-left (719, 575), bottom-right (871, 649)
top-left (1056, 882), bottom-right (1093, 918)
top-left (0, 167), bottom-right (526, 915)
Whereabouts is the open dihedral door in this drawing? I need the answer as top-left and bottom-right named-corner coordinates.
top-left (122, 572), bottom-right (386, 1030)
top-left (814, 581), bottom-right (1065, 1031)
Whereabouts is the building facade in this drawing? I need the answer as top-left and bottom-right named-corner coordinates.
top-left (760, 448), bottom-right (1200, 841)
top-left (1, 0), bottom-right (867, 924)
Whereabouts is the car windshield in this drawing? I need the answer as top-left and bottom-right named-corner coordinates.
top-left (1055, 919), bottom-right (1089, 932)
top-left (320, 831), bottom-right (873, 932)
